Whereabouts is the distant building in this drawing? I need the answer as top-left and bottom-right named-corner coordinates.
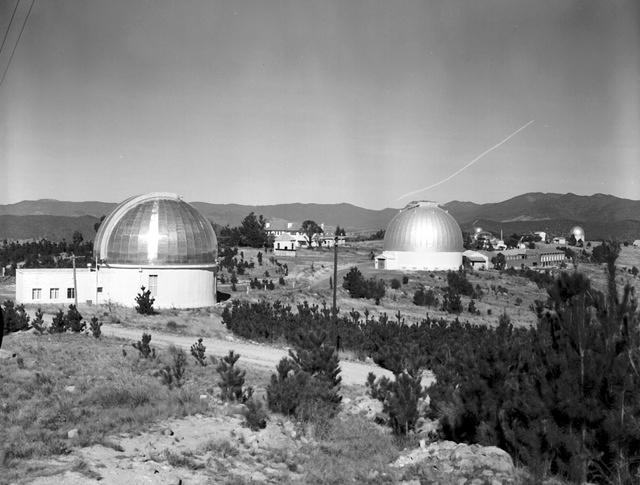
top-left (463, 250), bottom-right (489, 270)
top-left (17, 193), bottom-right (218, 308)
top-left (375, 201), bottom-right (463, 271)
top-left (553, 236), bottom-right (567, 245)
top-left (273, 234), bottom-right (297, 257)
top-left (633, 240), bottom-right (640, 248)
top-left (493, 248), bottom-right (566, 270)
top-left (533, 231), bottom-right (547, 243)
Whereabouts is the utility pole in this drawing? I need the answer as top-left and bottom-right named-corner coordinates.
top-left (332, 235), bottom-right (338, 319)
top-left (72, 254), bottom-right (78, 307)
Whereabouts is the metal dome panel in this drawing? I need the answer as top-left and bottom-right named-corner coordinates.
top-left (94, 193), bottom-right (217, 266)
top-left (383, 201), bottom-right (463, 252)
top-left (570, 226), bottom-right (585, 241)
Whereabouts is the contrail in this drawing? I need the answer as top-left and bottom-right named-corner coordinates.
top-left (396, 120), bottom-right (535, 201)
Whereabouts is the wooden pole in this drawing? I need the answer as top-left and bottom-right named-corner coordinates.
top-left (332, 235), bottom-right (338, 318)
top-left (72, 254), bottom-right (78, 307)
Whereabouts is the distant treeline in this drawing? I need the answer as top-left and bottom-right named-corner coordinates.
top-left (1, 231), bottom-right (93, 275)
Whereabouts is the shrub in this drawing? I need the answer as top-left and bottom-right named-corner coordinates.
top-left (49, 309), bottom-right (66, 333)
top-left (190, 338), bottom-right (207, 366)
top-left (65, 304), bottom-right (85, 332)
top-left (467, 299), bottom-right (479, 315)
top-left (267, 329), bottom-right (341, 422)
top-left (278, 276), bottom-right (286, 285)
top-left (2, 300), bottom-right (30, 333)
top-left (390, 278), bottom-right (401, 290)
top-left (89, 316), bottom-right (102, 338)
top-left (441, 287), bottom-right (462, 314)
top-left (244, 398), bottom-right (268, 431)
top-left (342, 267), bottom-right (386, 303)
top-left (402, 275), bottom-right (409, 285)
top-left (32, 308), bottom-right (46, 334)
top-left (216, 350), bottom-right (251, 402)
top-left (413, 287), bottom-right (438, 307)
top-left (132, 333), bottom-right (156, 359)
top-left (367, 370), bottom-right (428, 435)
top-left (135, 286), bottom-right (155, 315)
top-left (160, 347), bottom-right (187, 389)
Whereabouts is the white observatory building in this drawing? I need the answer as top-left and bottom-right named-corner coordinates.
top-left (375, 201), bottom-right (463, 271)
top-left (16, 193), bottom-right (218, 308)
top-left (570, 225), bottom-right (586, 244)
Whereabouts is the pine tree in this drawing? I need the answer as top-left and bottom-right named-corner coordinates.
top-left (135, 286), bottom-right (155, 315)
top-left (216, 350), bottom-right (251, 402)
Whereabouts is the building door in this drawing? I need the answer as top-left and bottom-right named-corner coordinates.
top-left (149, 275), bottom-right (158, 297)
top-left (378, 258), bottom-right (385, 270)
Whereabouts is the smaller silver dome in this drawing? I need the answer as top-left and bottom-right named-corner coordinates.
top-left (570, 226), bottom-right (585, 242)
top-left (383, 201), bottom-right (463, 252)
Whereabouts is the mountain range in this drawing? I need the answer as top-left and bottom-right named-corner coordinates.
top-left (0, 193), bottom-right (638, 242)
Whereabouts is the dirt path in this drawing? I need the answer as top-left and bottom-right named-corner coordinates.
top-left (101, 324), bottom-right (392, 386)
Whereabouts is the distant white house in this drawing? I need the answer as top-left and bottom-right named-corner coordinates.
top-left (633, 239), bottom-right (640, 248)
top-left (553, 236), bottom-right (567, 245)
top-left (273, 234), bottom-right (297, 257)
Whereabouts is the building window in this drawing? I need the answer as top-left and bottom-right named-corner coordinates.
top-left (67, 287), bottom-right (75, 299)
top-left (32, 288), bottom-right (42, 300)
top-left (50, 288), bottom-right (59, 299)
top-left (97, 287), bottom-right (103, 293)
top-left (149, 275), bottom-right (158, 297)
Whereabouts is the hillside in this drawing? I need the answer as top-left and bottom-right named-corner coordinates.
top-left (0, 193), bottom-right (638, 242)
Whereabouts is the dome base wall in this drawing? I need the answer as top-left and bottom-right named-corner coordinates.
top-left (375, 251), bottom-right (462, 271)
top-left (97, 266), bottom-right (216, 308)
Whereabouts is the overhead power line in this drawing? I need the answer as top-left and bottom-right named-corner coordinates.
top-left (0, 0), bottom-right (21, 59)
top-left (0, 0), bottom-right (34, 89)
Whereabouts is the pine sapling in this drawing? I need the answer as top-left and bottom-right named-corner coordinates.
top-left (216, 350), bottom-right (251, 402)
top-left (190, 337), bottom-right (207, 366)
top-left (90, 316), bottom-right (102, 338)
top-left (32, 308), bottom-right (46, 334)
top-left (132, 332), bottom-right (156, 359)
top-left (160, 347), bottom-right (187, 389)
top-left (50, 309), bottom-right (66, 333)
top-left (135, 286), bottom-right (156, 315)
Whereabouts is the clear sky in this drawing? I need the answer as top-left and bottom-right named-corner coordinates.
top-left (0, 0), bottom-right (638, 209)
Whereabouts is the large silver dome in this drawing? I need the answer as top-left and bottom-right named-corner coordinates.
top-left (383, 201), bottom-right (463, 252)
top-left (94, 193), bottom-right (217, 266)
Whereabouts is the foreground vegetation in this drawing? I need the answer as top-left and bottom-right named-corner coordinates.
top-left (222, 242), bottom-right (640, 484)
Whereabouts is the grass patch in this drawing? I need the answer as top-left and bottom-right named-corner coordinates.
top-left (0, 332), bottom-right (217, 471)
top-left (302, 415), bottom-right (399, 484)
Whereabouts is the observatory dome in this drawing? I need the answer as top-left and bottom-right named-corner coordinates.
top-left (383, 201), bottom-right (463, 252)
top-left (570, 226), bottom-right (586, 242)
top-left (94, 193), bottom-right (217, 266)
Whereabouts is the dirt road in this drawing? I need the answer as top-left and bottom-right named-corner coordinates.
top-left (101, 324), bottom-right (393, 386)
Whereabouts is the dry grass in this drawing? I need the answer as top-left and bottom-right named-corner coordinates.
top-left (0, 332), bottom-right (238, 476)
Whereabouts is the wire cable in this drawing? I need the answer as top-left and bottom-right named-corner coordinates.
top-left (0, 0), bottom-right (34, 89)
top-left (0, 0), bottom-right (21, 59)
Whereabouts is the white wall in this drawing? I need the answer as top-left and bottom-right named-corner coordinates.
top-left (17, 266), bottom-right (217, 308)
top-left (97, 266), bottom-right (216, 308)
top-left (16, 268), bottom-right (96, 305)
top-left (376, 251), bottom-right (462, 271)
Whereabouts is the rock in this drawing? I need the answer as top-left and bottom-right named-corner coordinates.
top-left (199, 394), bottom-right (208, 400)
top-left (67, 428), bottom-right (79, 439)
top-left (65, 385), bottom-right (77, 393)
top-left (163, 428), bottom-right (174, 436)
top-left (0, 349), bottom-right (16, 360)
top-left (348, 395), bottom-right (383, 420)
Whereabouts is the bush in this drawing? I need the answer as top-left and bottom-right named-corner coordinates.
top-left (50, 309), bottom-right (66, 333)
top-left (65, 304), bottom-right (84, 332)
top-left (441, 287), bottom-right (462, 314)
top-left (89, 316), bottom-right (102, 338)
top-left (390, 278), bottom-right (401, 290)
top-left (244, 398), bottom-right (268, 431)
top-left (267, 329), bottom-right (341, 422)
top-left (342, 267), bottom-right (386, 303)
top-left (467, 299), bottom-right (479, 315)
top-left (216, 350), bottom-right (251, 402)
top-left (367, 370), bottom-right (428, 435)
top-left (2, 300), bottom-right (30, 334)
top-left (135, 286), bottom-right (155, 315)
top-left (402, 275), bottom-right (409, 285)
top-left (160, 347), bottom-right (187, 389)
top-left (413, 287), bottom-right (438, 307)
top-left (32, 308), bottom-right (46, 334)
top-left (190, 338), bottom-right (207, 366)
top-left (132, 333), bottom-right (156, 359)
top-left (278, 276), bottom-right (286, 286)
